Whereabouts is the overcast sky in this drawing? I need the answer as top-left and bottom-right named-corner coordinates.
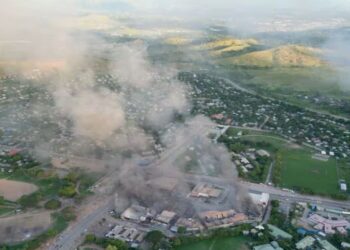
top-left (80, 0), bottom-right (350, 18)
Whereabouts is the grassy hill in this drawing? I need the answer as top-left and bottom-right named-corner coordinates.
top-left (194, 38), bottom-right (259, 56)
top-left (164, 37), bottom-right (192, 45)
top-left (220, 45), bottom-right (325, 68)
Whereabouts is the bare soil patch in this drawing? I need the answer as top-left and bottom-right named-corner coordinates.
top-left (0, 179), bottom-right (38, 201)
top-left (0, 211), bottom-right (52, 244)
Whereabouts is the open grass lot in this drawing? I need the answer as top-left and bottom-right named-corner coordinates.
top-left (175, 236), bottom-right (249, 250)
top-left (241, 134), bottom-right (340, 194)
top-left (0, 207), bottom-right (14, 217)
top-left (279, 148), bottom-right (339, 195)
top-left (227, 128), bottom-right (349, 196)
top-left (242, 68), bottom-right (340, 93)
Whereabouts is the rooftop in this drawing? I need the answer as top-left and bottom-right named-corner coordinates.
top-left (190, 183), bottom-right (222, 198)
top-left (296, 236), bottom-right (315, 249)
top-left (267, 224), bottom-right (293, 240)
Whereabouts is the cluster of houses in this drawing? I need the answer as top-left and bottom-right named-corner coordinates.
top-left (307, 213), bottom-right (350, 235)
top-left (233, 148), bottom-right (270, 173)
top-left (295, 235), bottom-right (340, 250)
top-left (119, 204), bottom-right (250, 233)
top-left (185, 72), bottom-right (350, 159)
top-left (250, 223), bottom-right (341, 250)
top-left (106, 225), bottom-right (146, 249)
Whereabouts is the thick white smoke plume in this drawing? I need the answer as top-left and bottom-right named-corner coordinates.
top-left (54, 88), bottom-right (125, 142)
top-left (0, 0), bottom-right (258, 216)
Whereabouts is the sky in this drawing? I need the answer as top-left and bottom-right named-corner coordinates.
top-left (80, 0), bottom-right (350, 17)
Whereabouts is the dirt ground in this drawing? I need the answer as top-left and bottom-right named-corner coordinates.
top-left (0, 179), bottom-right (38, 201)
top-left (0, 211), bottom-right (52, 244)
top-left (51, 156), bottom-right (108, 172)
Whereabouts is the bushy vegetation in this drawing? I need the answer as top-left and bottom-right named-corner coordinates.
top-left (172, 224), bottom-right (251, 248)
top-left (0, 162), bottom-right (98, 209)
top-left (44, 199), bottom-right (62, 210)
top-left (84, 234), bottom-right (128, 250)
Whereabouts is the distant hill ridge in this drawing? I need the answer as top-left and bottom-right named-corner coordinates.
top-left (219, 44), bottom-right (325, 68)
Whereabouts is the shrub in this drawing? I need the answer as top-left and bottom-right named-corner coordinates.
top-left (44, 199), bottom-right (62, 210)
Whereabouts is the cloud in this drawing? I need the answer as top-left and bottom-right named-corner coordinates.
top-left (322, 31), bottom-right (350, 90)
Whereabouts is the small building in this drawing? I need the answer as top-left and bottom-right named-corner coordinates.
top-left (253, 244), bottom-right (275, 250)
top-left (249, 192), bottom-right (270, 208)
top-left (257, 149), bottom-right (270, 157)
top-left (106, 225), bottom-right (146, 245)
top-left (341, 242), bottom-right (350, 249)
top-left (339, 180), bottom-right (347, 192)
top-left (154, 210), bottom-right (177, 225)
top-left (246, 164), bottom-right (254, 170)
top-left (296, 236), bottom-right (315, 249)
top-left (121, 205), bottom-right (155, 222)
top-left (175, 218), bottom-right (204, 232)
top-left (190, 183), bottom-right (222, 198)
top-left (199, 210), bottom-right (248, 229)
top-left (253, 242), bottom-right (283, 250)
top-left (267, 224), bottom-right (293, 240)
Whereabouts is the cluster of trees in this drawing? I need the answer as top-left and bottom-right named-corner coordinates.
top-left (19, 192), bottom-right (42, 208)
top-left (17, 169), bottom-right (97, 210)
top-left (329, 232), bottom-right (350, 249)
top-left (0, 152), bottom-right (39, 169)
top-left (58, 172), bottom-right (79, 198)
top-left (268, 201), bottom-right (300, 249)
top-left (44, 199), bottom-right (61, 210)
top-left (172, 224), bottom-right (251, 248)
top-left (220, 134), bottom-right (273, 183)
top-left (145, 231), bottom-right (171, 250)
top-left (272, 153), bottom-right (282, 185)
top-left (84, 234), bottom-right (128, 250)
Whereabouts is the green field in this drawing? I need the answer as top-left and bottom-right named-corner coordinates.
top-left (279, 148), bottom-right (339, 195)
top-left (242, 67), bottom-right (340, 93)
top-left (175, 236), bottom-right (249, 250)
top-left (0, 207), bottom-right (14, 217)
top-left (230, 130), bottom-right (348, 196)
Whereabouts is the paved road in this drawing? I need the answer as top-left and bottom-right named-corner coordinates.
top-left (49, 198), bottom-right (114, 250)
top-left (243, 181), bottom-right (350, 210)
top-left (183, 174), bottom-right (350, 210)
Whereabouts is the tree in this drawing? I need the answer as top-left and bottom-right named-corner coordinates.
top-left (44, 199), bottom-right (62, 210)
top-left (61, 207), bottom-right (76, 221)
top-left (105, 245), bottom-right (118, 250)
top-left (145, 230), bottom-right (165, 249)
top-left (59, 185), bottom-right (76, 198)
top-left (271, 200), bottom-right (280, 208)
top-left (64, 172), bottom-right (79, 184)
top-left (85, 234), bottom-right (96, 243)
top-left (177, 226), bottom-right (187, 234)
top-left (19, 192), bottom-right (41, 208)
top-left (0, 196), bottom-right (4, 205)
